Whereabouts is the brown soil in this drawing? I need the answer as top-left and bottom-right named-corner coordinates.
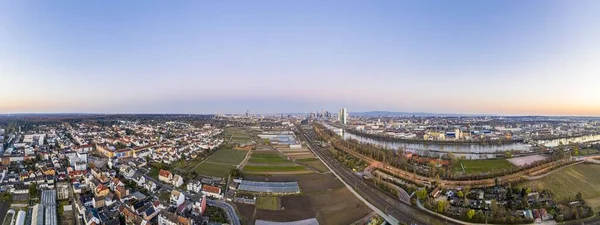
top-left (242, 173), bottom-right (370, 224)
top-left (234, 146), bottom-right (254, 151)
top-left (309, 188), bottom-right (371, 225)
top-left (234, 202), bottom-right (257, 225)
top-left (256, 195), bottom-right (314, 222)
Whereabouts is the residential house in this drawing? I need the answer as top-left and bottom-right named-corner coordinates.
top-left (158, 170), bottom-right (173, 183)
top-left (84, 208), bottom-right (101, 225)
top-left (143, 180), bottom-right (157, 193)
top-left (187, 180), bottom-right (202, 194)
top-left (105, 192), bottom-right (116, 207)
top-left (110, 178), bottom-right (125, 191)
top-left (131, 174), bottom-right (145, 187)
top-left (115, 186), bottom-right (129, 199)
top-left (92, 196), bottom-right (105, 208)
top-left (170, 190), bottom-right (185, 207)
top-left (201, 185), bottom-right (222, 199)
top-left (157, 210), bottom-right (193, 225)
top-left (95, 184), bottom-right (109, 197)
top-left (172, 174), bottom-right (183, 188)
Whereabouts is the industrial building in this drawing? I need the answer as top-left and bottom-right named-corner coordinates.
top-left (41, 190), bottom-right (57, 225)
top-left (16, 210), bottom-right (26, 225)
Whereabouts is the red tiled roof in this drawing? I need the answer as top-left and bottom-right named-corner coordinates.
top-left (159, 170), bottom-right (172, 178)
top-left (202, 185), bottom-right (220, 194)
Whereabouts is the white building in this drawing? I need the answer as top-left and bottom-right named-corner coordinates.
top-left (170, 190), bottom-right (185, 207)
top-left (171, 175), bottom-right (184, 188)
top-left (187, 180), bottom-right (202, 193)
top-left (201, 185), bottom-right (222, 199)
top-left (143, 180), bottom-right (157, 193)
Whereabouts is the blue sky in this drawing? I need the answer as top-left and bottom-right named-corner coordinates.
top-left (1, 1), bottom-right (599, 115)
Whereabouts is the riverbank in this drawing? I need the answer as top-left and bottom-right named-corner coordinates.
top-left (344, 128), bottom-right (524, 146)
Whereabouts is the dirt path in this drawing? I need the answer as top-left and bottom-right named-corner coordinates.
top-left (236, 149), bottom-right (252, 169)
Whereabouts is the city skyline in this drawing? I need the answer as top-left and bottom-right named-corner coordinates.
top-left (2, 1), bottom-right (600, 116)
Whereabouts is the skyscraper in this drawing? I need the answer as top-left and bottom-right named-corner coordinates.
top-left (338, 108), bottom-right (348, 125)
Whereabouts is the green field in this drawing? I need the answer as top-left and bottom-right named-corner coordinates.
top-left (244, 151), bottom-right (312, 174)
top-left (148, 166), bottom-right (160, 178)
top-left (244, 165), bottom-right (307, 172)
top-left (248, 153), bottom-right (290, 164)
top-left (519, 163), bottom-right (600, 210)
top-left (256, 196), bottom-right (281, 210)
top-left (579, 148), bottom-right (600, 156)
top-left (194, 162), bottom-right (237, 178)
top-left (296, 158), bottom-right (318, 162)
top-left (301, 160), bottom-right (330, 173)
top-left (172, 157), bottom-right (204, 173)
top-left (193, 148), bottom-right (248, 178)
top-left (224, 127), bottom-right (253, 144)
top-left (205, 149), bottom-right (248, 165)
top-left (454, 158), bottom-right (513, 174)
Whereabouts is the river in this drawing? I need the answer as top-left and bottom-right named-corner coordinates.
top-left (321, 123), bottom-right (600, 159)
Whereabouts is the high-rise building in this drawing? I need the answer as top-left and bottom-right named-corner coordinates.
top-left (338, 108), bottom-right (348, 125)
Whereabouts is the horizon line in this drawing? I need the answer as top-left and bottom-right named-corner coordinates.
top-left (1, 111), bottom-right (599, 118)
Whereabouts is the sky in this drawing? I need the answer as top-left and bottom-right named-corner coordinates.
top-left (1, 1), bottom-right (599, 115)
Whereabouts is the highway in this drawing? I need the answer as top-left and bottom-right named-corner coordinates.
top-left (298, 126), bottom-right (459, 225)
top-left (134, 171), bottom-right (241, 225)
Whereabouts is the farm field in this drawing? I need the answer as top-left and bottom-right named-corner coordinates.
top-left (193, 148), bottom-right (248, 178)
top-left (194, 162), bottom-right (236, 178)
top-left (204, 148), bottom-right (248, 165)
top-left (256, 196), bottom-right (281, 210)
top-left (454, 158), bottom-right (514, 174)
top-left (277, 147), bottom-right (316, 160)
top-left (237, 173), bottom-right (370, 225)
top-left (579, 148), bottom-right (600, 156)
top-left (298, 160), bottom-right (330, 173)
top-left (244, 165), bottom-right (307, 172)
top-left (519, 163), bottom-right (600, 210)
top-left (296, 158), bottom-right (318, 162)
top-left (248, 153), bottom-right (290, 164)
top-left (224, 127), bottom-right (254, 144)
top-left (243, 151), bottom-right (311, 175)
top-left (507, 154), bottom-right (548, 167)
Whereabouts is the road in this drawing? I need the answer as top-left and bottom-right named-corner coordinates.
top-left (298, 127), bottom-right (458, 225)
top-left (135, 171), bottom-right (241, 225)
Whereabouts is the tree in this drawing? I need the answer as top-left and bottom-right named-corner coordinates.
top-left (436, 200), bottom-right (449, 213)
top-left (29, 183), bottom-right (39, 198)
top-left (576, 192), bottom-right (583, 201)
top-left (457, 191), bottom-right (464, 198)
top-left (573, 145), bottom-right (579, 156)
top-left (466, 209), bottom-right (476, 220)
top-left (416, 189), bottom-right (428, 201)
top-left (490, 200), bottom-right (498, 217)
top-left (119, 215), bottom-right (126, 225)
top-left (230, 169), bottom-right (244, 179)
